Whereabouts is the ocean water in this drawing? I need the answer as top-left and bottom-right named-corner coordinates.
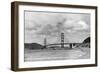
top-left (24, 47), bottom-right (90, 62)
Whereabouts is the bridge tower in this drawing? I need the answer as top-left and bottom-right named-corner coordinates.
top-left (44, 37), bottom-right (47, 48)
top-left (61, 33), bottom-right (64, 48)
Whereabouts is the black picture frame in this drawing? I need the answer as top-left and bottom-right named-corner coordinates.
top-left (11, 1), bottom-right (98, 71)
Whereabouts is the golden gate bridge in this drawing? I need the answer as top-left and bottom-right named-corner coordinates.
top-left (43, 33), bottom-right (82, 49)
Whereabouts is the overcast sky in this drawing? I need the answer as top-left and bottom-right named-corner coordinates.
top-left (24, 11), bottom-right (90, 44)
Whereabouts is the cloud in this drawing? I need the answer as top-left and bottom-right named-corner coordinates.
top-left (74, 21), bottom-right (89, 30)
top-left (24, 11), bottom-right (90, 43)
top-left (24, 11), bottom-right (63, 31)
top-left (63, 20), bottom-right (89, 32)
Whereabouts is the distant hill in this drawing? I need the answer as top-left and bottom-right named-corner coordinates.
top-left (24, 43), bottom-right (43, 49)
top-left (83, 37), bottom-right (90, 43)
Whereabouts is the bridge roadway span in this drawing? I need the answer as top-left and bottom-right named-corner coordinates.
top-left (46, 43), bottom-right (82, 48)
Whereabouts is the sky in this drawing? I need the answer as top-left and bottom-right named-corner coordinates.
top-left (24, 11), bottom-right (90, 45)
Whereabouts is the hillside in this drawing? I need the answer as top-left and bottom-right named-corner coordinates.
top-left (83, 37), bottom-right (90, 43)
top-left (24, 43), bottom-right (43, 49)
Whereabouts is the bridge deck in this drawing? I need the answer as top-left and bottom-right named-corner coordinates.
top-left (47, 43), bottom-right (82, 46)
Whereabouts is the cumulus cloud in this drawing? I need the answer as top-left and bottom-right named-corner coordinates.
top-left (25, 11), bottom-right (90, 43)
top-left (75, 21), bottom-right (89, 30)
top-left (63, 20), bottom-right (89, 32)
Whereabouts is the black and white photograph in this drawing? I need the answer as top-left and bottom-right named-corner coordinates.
top-left (24, 11), bottom-right (91, 62)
